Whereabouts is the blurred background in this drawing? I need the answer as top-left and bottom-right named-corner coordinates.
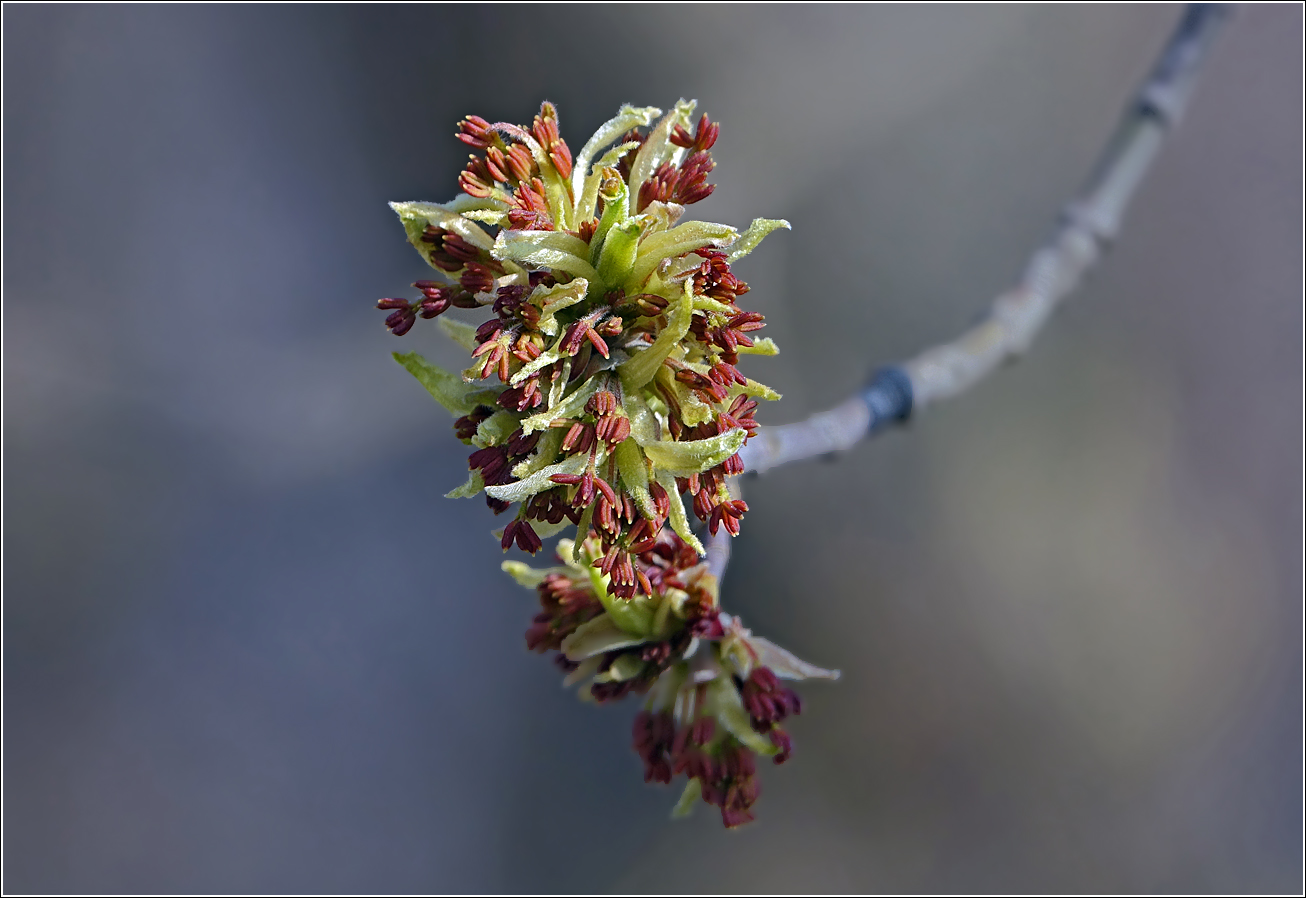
top-left (3, 4), bottom-right (1301, 893)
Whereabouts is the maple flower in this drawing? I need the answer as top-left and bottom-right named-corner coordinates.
top-left (377, 100), bottom-right (788, 598)
top-left (504, 530), bottom-right (839, 828)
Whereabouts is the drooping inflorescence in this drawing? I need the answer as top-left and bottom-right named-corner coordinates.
top-left (377, 100), bottom-right (837, 826)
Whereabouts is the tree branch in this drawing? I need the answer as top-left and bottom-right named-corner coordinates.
top-left (737, 4), bottom-right (1234, 478)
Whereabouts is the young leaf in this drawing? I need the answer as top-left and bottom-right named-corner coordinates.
top-left (437, 316), bottom-right (480, 352)
top-left (747, 635), bottom-right (841, 681)
top-left (393, 351), bottom-right (497, 417)
top-left (726, 218), bottom-right (791, 263)
top-left (562, 612), bottom-right (649, 660)
top-left (501, 560), bottom-right (559, 589)
top-left (570, 104), bottom-right (661, 208)
top-left (626, 221), bottom-right (737, 290)
top-left (618, 280), bottom-right (693, 390)
top-left (446, 470), bottom-right (485, 499)
top-left (483, 453), bottom-right (589, 504)
top-left (671, 778), bottom-right (702, 819)
top-left (654, 469), bottom-right (705, 556)
top-left (707, 677), bottom-right (779, 756)
top-left (641, 428), bottom-right (746, 477)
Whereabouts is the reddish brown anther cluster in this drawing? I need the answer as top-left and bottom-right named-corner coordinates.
top-left (636, 114), bottom-right (719, 212)
top-left (524, 571), bottom-right (604, 653)
top-left (632, 707), bottom-right (763, 828)
top-left (740, 666), bottom-right (802, 764)
top-left (456, 103), bottom-right (573, 231)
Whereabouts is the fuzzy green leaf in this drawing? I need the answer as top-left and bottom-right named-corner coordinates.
top-left (437, 316), bottom-right (480, 352)
top-left (618, 280), bottom-right (693, 391)
top-left (473, 410), bottom-right (521, 448)
top-left (446, 470), bottom-right (485, 499)
top-left (748, 635), bottom-right (841, 681)
top-left (390, 201), bottom-right (496, 271)
top-left (654, 469), bottom-right (705, 556)
top-left (605, 653), bottom-right (645, 682)
top-left (482, 452), bottom-right (588, 504)
top-left (671, 778), bottom-right (702, 818)
top-left (492, 230), bottom-right (600, 282)
top-left (533, 279), bottom-right (588, 337)
top-left (393, 351), bottom-right (496, 417)
top-left (615, 437), bottom-right (657, 521)
top-left (571, 105), bottom-right (661, 210)
top-left (726, 218), bottom-right (791, 263)
top-left (708, 677), bottom-right (779, 756)
top-left (736, 337), bottom-right (779, 356)
top-left (501, 560), bottom-right (558, 589)
top-left (641, 428), bottom-right (746, 477)
top-left (626, 221), bottom-right (736, 290)
top-left (511, 427), bottom-right (564, 479)
top-left (521, 376), bottom-right (601, 434)
top-left (561, 614), bottom-right (649, 661)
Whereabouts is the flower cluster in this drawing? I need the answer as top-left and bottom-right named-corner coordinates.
top-left (378, 100), bottom-right (788, 597)
top-left (504, 530), bottom-right (838, 828)
top-left (378, 101), bottom-right (837, 827)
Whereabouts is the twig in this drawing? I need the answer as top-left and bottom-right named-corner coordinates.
top-left (736, 4), bottom-right (1234, 479)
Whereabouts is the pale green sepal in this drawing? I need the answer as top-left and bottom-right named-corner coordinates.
top-left (726, 218), bottom-right (791, 263)
top-left (473, 410), bottom-right (521, 448)
top-left (615, 438), bottom-right (656, 519)
top-left (521, 376), bottom-right (601, 434)
top-left (626, 221), bottom-right (737, 291)
top-left (562, 613), bottom-right (649, 660)
top-left (736, 338), bottom-right (779, 356)
top-left (606, 653), bottom-right (645, 682)
top-left (671, 778), bottom-right (702, 818)
top-left (528, 518), bottom-right (572, 540)
top-left (446, 470), bottom-right (485, 499)
top-left (748, 636), bottom-right (841, 681)
top-left (390, 201), bottom-right (495, 260)
top-left (636, 200), bottom-right (684, 235)
top-left (708, 677), bottom-right (779, 756)
top-left (571, 505), bottom-right (595, 563)
top-left (692, 295), bottom-right (736, 315)
top-left (628, 99), bottom-right (696, 215)
top-left (511, 426), bottom-right (563, 478)
top-left (571, 104), bottom-right (661, 208)
top-left (533, 279), bottom-right (588, 337)
top-left (546, 359), bottom-right (572, 410)
top-left (666, 375), bottom-right (713, 426)
top-left (482, 453), bottom-right (588, 504)
top-left (442, 193), bottom-right (508, 215)
top-left (460, 208), bottom-right (508, 226)
top-left (618, 280), bottom-right (693, 390)
top-left (393, 351), bottom-right (494, 417)
top-left (510, 347), bottom-right (566, 386)
top-left (563, 655), bottom-right (601, 688)
top-left (730, 378), bottom-right (782, 402)
top-left (654, 469), bottom-right (705, 556)
top-left (437, 317), bottom-right (480, 352)
top-left (501, 560), bottom-right (558, 589)
top-left (641, 428), bottom-right (746, 477)
top-left (492, 231), bottom-right (600, 282)
top-left (623, 389), bottom-right (661, 445)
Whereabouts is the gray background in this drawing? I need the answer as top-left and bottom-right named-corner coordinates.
top-left (4, 4), bottom-right (1301, 893)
